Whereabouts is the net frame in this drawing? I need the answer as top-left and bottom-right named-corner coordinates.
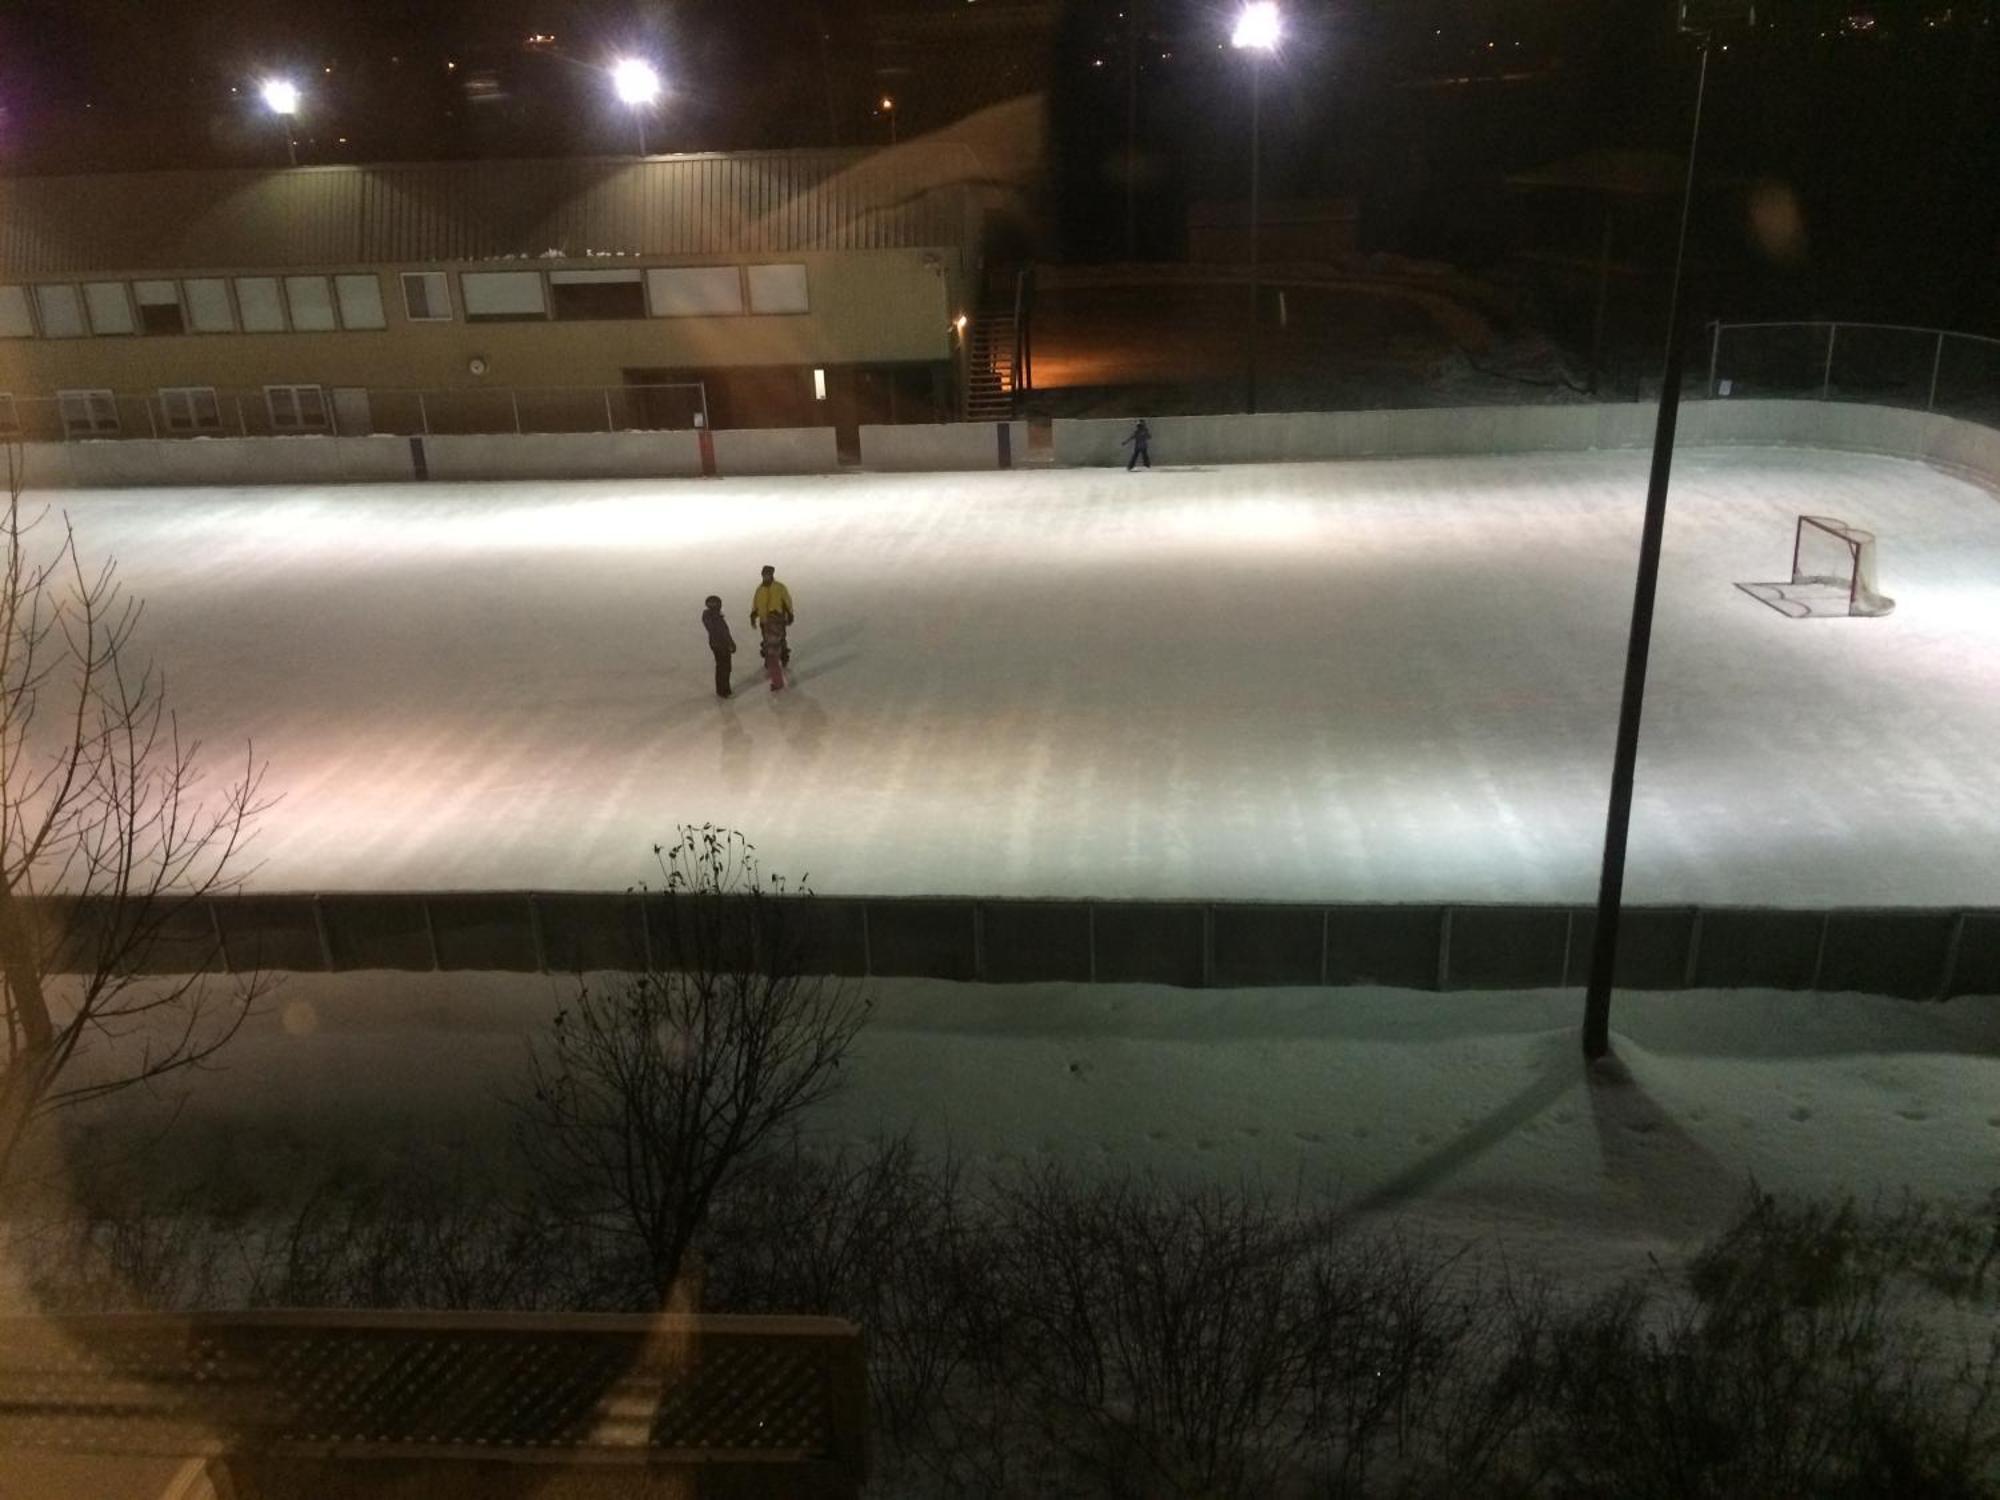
top-left (1789, 514), bottom-right (1894, 617)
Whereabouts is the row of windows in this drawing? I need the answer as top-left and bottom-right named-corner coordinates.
top-left (0, 263), bottom-right (813, 339)
top-left (0, 386), bottom-right (327, 437)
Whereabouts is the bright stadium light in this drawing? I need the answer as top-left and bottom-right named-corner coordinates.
top-left (1232, 2), bottom-right (1282, 51)
top-left (261, 79), bottom-right (301, 165)
top-left (611, 58), bottom-right (662, 154)
top-left (611, 57), bottom-right (661, 106)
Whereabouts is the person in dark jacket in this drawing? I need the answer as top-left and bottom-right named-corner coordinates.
top-left (1123, 419), bottom-right (1152, 470)
top-left (701, 595), bottom-right (736, 699)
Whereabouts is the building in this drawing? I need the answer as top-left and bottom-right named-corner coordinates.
top-left (0, 144), bottom-right (1006, 455)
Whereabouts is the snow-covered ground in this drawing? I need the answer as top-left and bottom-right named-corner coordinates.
top-left (32, 445), bottom-right (2000, 904)
top-left (41, 971), bottom-right (2000, 1286)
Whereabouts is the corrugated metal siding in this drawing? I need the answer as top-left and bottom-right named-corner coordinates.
top-left (0, 148), bottom-right (979, 276)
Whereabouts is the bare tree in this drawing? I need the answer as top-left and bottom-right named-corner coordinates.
top-left (0, 444), bottom-right (269, 1187)
top-left (515, 825), bottom-right (870, 1308)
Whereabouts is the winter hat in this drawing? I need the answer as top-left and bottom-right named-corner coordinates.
top-left (704, 595), bottom-right (721, 609)
top-left (761, 564), bottom-right (776, 578)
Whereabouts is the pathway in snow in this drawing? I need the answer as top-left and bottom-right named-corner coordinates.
top-left (39, 446), bottom-right (2000, 905)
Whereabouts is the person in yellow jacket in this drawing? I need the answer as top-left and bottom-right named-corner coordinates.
top-left (750, 564), bottom-right (795, 667)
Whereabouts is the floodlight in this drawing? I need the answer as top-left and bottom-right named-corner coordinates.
top-left (612, 58), bottom-right (662, 106)
top-left (1232, 2), bottom-right (1282, 51)
top-left (261, 79), bottom-right (301, 115)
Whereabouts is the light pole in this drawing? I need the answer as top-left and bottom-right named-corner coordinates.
top-left (1581, 25), bottom-right (1717, 1061)
top-left (261, 79), bottom-right (300, 167)
top-left (1231, 3), bottom-right (1280, 414)
top-left (611, 58), bottom-right (662, 156)
top-left (880, 95), bottom-right (897, 145)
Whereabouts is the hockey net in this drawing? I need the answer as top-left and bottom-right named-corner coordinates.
top-left (1736, 514), bottom-right (1895, 619)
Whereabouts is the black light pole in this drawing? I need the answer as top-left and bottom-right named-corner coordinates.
top-left (1582, 31), bottom-right (1714, 1060)
top-left (1232, 3), bottom-right (1280, 414)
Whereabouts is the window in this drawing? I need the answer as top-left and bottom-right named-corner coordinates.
top-left (284, 276), bottom-right (337, 332)
top-left (159, 387), bottom-right (223, 434)
top-left (58, 389), bottom-right (119, 437)
top-left (235, 277), bottom-right (286, 332)
top-left (401, 271), bottom-right (451, 321)
top-left (549, 268), bottom-right (645, 320)
top-left (131, 280), bottom-right (186, 335)
top-left (461, 271), bottom-right (546, 321)
top-left (747, 263), bottom-right (810, 315)
top-left (0, 288), bottom-right (33, 338)
top-left (183, 279), bottom-right (235, 333)
top-left (0, 395), bottom-right (17, 435)
top-left (265, 385), bottom-right (328, 432)
top-left (34, 285), bottom-right (86, 339)
top-left (84, 282), bottom-right (136, 335)
top-left (335, 274), bottom-right (386, 330)
top-left (645, 267), bottom-right (743, 316)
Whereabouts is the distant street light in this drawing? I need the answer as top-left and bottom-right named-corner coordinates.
top-left (261, 78), bottom-right (301, 166)
top-left (1231, 3), bottom-right (1281, 414)
top-left (611, 58), bottom-right (662, 155)
top-left (880, 95), bottom-right (897, 145)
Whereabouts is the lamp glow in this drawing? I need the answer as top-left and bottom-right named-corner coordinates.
top-left (611, 58), bottom-right (662, 106)
top-left (261, 79), bottom-right (301, 115)
top-left (1231, 2), bottom-right (1282, 51)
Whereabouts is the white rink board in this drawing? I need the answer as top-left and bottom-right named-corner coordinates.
top-left (34, 447), bottom-right (2000, 906)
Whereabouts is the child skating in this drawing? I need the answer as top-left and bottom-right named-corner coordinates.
top-left (759, 611), bottom-right (790, 692)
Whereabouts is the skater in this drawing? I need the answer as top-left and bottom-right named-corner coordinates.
top-left (758, 610), bottom-right (790, 692)
top-left (749, 564), bottom-right (795, 667)
top-left (701, 595), bottom-right (736, 699)
top-left (1123, 419), bottom-right (1152, 470)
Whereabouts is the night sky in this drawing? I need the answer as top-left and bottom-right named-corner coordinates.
top-left (1, 1), bottom-right (1994, 333)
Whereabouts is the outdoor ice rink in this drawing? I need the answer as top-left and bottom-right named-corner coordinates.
top-left (35, 445), bottom-right (2000, 906)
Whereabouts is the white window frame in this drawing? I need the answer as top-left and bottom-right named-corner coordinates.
top-left (182, 278), bottom-right (236, 334)
top-left (334, 273), bottom-right (387, 330)
top-left (159, 386), bottom-right (224, 435)
top-left (83, 281), bottom-right (137, 336)
top-left (645, 266), bottom-right (745, 317)
top-left (401, 271), bottom-right (452, 322)
top-left (132, 279), bottom-right (188, 336)
top-left (34, 285), bottom-right (87, 339)
top-left (57, 389), bottom-right (120, 438)
top-left (235, 277), bottom-right (287, 332)
top-left (0, 287), bottom-right (34, 339)
top-left (460, 270), bottom-right (548, 321)
top-left (264, 384), bottom-right (328, 433)
top-left (283, 275), bottom-right (338, 332)
top-left (746, 263), bottom-right (810, 315)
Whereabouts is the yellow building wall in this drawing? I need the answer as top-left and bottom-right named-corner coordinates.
top-left (0, 249), bottom-right (959, 401)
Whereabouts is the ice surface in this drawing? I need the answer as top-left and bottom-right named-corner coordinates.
top-left (33, 445), bottom-right (2000, 904)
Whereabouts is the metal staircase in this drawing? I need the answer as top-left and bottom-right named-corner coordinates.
top-left (963, 313), bottom-right (1018, 421)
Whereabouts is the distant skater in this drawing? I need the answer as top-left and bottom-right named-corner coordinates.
top-left (1123, 419), bottom-right (1152, 471)
top-left (701, 594), bottom-right (736, 699)
top-left (759, 611), bottom-right (789, 692)
top-left (749, 564), bottom-right (795, 667)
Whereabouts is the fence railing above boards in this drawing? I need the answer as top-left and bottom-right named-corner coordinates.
top-left (38, 892), bottom-right (2000, 1001)
top-left (1707, 322), bottom-right (2000, 429)
top-left (0, 382), bottom-right (712, 444)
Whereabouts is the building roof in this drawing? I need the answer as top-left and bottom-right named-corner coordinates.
top-left (0, 145), bottom-right (991, 277)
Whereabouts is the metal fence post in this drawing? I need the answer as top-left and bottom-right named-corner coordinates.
top-left (604, 389), bottom-right (616, 432)
top-left (1821, 323), bottom-right (1837, 400)
top-left (511, 391), bottom-right (522, 435)
top-left (1706, 321), bottom-right (1722, 397)
top-left (418, 392), bottom-right (431, 436)
top-left (143, 397), bottom-right (158, 440)
top-left (236, 396), bottom-right (248, 436)
top-left (1928, 331), bottom-right (1946, 412)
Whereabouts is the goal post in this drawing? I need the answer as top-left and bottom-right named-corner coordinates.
top-left (1790, 514), bottom-right (1894, 617)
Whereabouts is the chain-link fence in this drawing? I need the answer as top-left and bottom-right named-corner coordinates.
top-left (0, 382), bottom-right (711, 443)
top-left (1707, 322), bottom-right (2000, 429)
